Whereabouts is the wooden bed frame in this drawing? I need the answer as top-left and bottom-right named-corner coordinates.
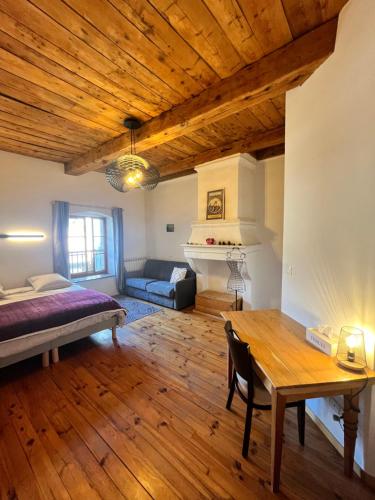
top-left (0, 317), bottom-right (118, 369)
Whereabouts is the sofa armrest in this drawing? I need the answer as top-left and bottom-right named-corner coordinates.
top-left (175, 277), bottom-right (196, 310)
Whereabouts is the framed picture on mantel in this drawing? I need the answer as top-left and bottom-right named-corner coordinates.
top-left (206, 189), bottom-right (225, 220)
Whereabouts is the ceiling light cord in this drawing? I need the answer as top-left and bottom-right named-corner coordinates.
top-left (130, 128), bottom-right (136, 156)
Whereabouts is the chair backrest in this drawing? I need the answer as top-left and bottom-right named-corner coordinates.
top-left (224, 320), bottom-right (254, 399)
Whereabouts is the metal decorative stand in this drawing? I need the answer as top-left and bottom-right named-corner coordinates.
top-left (226, 247), bottom-right (247, 311)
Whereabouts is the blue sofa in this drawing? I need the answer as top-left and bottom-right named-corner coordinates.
top-left (125, 259), bottom-right (196, 310)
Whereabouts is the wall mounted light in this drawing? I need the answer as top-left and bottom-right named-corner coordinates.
top-left (0, 233), bottom-right (45, 240)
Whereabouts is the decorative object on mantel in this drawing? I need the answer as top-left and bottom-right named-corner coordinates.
top-left (217, 241), bottom-right (241, 246)
top-left (206, 189), bottom-right (225, 220)
top-left (106, 117), bottom-right (160, 193)
top-left (184, 242), bottom-right (246, 248)
top-left (336, 326), bottom-right (367, 371)
top-left (226, 247), bottom-right (247, 311)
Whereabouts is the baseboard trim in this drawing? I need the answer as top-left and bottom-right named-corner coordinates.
top-left (306, 407), bottom-right (361, 477)
top-left (361, 469), bottom-right (375, 491)
top-left (306, 407), bottom-right (375, 491)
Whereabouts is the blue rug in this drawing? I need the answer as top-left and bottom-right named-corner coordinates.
top-left (114, 296), bottom-right (161, 324)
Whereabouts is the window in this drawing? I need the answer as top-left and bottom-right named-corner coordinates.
top-left (68, 216), bottom-right (107, 277)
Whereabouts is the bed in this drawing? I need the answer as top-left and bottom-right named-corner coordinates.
top-left (0, 284), bottom-right (126, 369)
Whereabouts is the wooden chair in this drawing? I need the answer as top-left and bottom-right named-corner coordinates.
top-left (224, 320), bottom-right (306, 458)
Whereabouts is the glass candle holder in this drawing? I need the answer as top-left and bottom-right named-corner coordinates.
top-left (336, 326), bottom-right (367, 371)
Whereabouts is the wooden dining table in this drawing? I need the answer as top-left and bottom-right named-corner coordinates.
top-left (221, 309), bottom-right (375, 493)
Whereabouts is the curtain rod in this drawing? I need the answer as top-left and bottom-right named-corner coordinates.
top-left (53, 201), bottom-right (124, 211)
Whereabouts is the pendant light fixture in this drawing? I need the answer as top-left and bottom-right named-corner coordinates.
top-left (105, 117), bottom-right (160, 193)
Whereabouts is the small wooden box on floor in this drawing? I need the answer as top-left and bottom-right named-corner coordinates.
top-left (195, 290), bottom-right (242, 318)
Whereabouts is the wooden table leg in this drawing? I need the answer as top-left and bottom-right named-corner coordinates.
top-left (271, 389), bottom-right (286, 493)
top-left (343, 391), bottom-right (359, 477)
top-left (227, 346), bottom-right (233, 388)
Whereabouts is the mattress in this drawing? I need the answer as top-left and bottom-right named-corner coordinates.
top-left (0, 285), bottom-right (126, 359)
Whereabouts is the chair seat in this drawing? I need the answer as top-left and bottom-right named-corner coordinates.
top-left (237, 373), bottom-right (271, 406)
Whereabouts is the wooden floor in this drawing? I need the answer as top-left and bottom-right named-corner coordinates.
top-left (0, 308), bottom-right (373, 500)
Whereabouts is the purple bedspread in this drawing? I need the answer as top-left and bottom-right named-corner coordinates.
top-left (0, 289), bottom-right (124, 343)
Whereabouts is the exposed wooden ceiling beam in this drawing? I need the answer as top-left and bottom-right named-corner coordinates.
top-left (158, 127), bottom-right (284, 178)
top-left (159, 169), bottom-right (196, 183)
top-left (255, 143), bottom-right (286, 160)
top-left (65, 19), bottom-right (337, 175)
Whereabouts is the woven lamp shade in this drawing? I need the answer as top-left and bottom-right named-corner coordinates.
top-left (105, 154), bottom-right (160, 193)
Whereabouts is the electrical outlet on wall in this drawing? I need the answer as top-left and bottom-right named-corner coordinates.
top-left (284, 263), bottom-right (295, 277)
top-left (329, 396), bottom-right (343, 417)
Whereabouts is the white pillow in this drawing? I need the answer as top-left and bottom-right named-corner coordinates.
top-left (0, 283), bottom-right (5, 299)
top-left (170, 267), bottom-right (187, 284)
top-left (4, 286), bottom-right (33, 296)
top-left (28, 273), bottom-right (71, 292)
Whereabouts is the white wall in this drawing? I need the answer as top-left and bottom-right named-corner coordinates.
top-left (250, 155), bottom-right (284, 309)
top-left (146, 159), bottom-right (284, 309)
top-left (282, 0), bottom-right (375, 474)
top-left (0, 149), bottom-right (284, 306)
top-left (145, 175), bottom-right (197, 261)
top-left (0, 151), bottom-right (146, 295)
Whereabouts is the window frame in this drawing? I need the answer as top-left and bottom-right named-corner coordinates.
top-left (68, 215), bottom-right (108, 278)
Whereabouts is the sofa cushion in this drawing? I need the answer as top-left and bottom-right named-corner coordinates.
top-left (146, 280), bottom-right (175, 298)
top-left (126, 277), bottom-right (156, 291)
top-left (170, 267), bottom-right (187, 283)
top-left (143, 259), bottom-right (195, 281)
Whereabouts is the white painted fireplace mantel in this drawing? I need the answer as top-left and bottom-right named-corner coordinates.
top-left (182, 243), bottom-right (261, 268)
top-left (182, 153), bottom-right (261, 307)
top-left (183, 153), bottom-right (259, 249)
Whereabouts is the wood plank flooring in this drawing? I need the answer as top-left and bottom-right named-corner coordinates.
top-left (0, 308), bottom-right (373, 499)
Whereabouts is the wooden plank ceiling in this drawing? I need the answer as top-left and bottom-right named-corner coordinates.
top-left (0, 0), bottom-right (347, 178)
